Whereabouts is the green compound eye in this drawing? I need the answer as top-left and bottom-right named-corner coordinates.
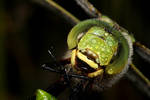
top-left (78, 26), bottom-right (118, 66)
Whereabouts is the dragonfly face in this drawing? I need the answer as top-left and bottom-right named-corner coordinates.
top-left (70, 26), bottom-right (118, 78)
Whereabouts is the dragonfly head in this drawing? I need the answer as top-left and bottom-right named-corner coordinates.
top-left (68, 25), bottom-right (118, 78)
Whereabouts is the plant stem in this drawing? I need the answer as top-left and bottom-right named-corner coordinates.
top-left (74, 0), bottom-right (101, 18)
top-left (34, 0), bottom-right (80, 25)
top-left (134, 42), bottom-right (150, 63)
top-left (126, 63), bottom-right (150, 97)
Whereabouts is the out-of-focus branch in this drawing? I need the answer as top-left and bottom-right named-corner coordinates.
top-left (126, 63), bottom-right (150, 98)
top-left (134, 42), bottom-right (150, 63)
top-left (33, 0), bottom-right (80, 26)
top-left (74, 0), bottom-right (101, 18)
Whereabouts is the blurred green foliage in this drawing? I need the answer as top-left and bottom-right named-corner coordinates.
top-left (36, 89), bottom-right (57, 100)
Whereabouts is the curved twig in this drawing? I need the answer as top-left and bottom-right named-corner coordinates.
top-left (33, 0), bottom-right (80, 25)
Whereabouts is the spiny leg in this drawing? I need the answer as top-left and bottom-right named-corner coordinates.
top-left (42, 63), bottom-right (92, 80)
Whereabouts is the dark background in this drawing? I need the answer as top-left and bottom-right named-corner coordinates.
top-left (0, 0), bottom-right (150, 100)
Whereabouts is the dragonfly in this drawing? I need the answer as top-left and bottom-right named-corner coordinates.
top-left (33, 0), bottom-right (150, 100)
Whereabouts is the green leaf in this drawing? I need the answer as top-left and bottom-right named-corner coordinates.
top-left (36, 89), bottom-right (57, 100)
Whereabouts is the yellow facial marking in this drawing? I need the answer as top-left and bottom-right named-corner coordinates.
top-left (88, 69), bottom-right (104, 78)
top-left (71, 49), bottom-right (77, 67)
top-left (77, 50), bottom-right (99, 69)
